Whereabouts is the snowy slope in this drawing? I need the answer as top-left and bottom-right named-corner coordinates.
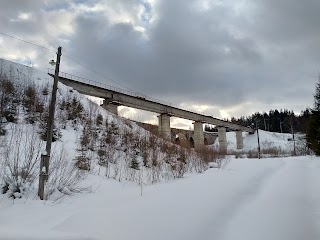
top-left (0, 58), bottom-right (135, 174)
top-left (1, 58), bottom-right (302, 156)
top-left (214, 130), bottom-right (305, 154)
top-left (1, 59), bottom-right (318, 240)
top-left (0, 58), bottom-right (216, 201)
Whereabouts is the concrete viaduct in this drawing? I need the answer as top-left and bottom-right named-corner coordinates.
top-left (49, 70), bottom-right (254, 151)
top-left (134, 121), bottom-right (218, 146)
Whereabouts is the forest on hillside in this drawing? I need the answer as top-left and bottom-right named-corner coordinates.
top-left (205, 109), bottom-right (311, 134)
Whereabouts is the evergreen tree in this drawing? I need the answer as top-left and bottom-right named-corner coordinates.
top-left (96, 113), bottom-right (103, 126)
top-left (306, 75), bottom-right (320, 155)
top-left (75, 126), bottom-right (91, 170)
top-left (38, 111), bottom-right (61, 142)
top-left (0, 76), bottom-right (18, 123)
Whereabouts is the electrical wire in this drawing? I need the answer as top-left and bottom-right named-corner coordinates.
top-left (0, 49), bottom-right (28, 59)
top-left (63, 55), bottom-right (137, 92)
top-left (0, 31), bottom-right (141, 94)
top-left (0, 32), bottom-right (56, 53)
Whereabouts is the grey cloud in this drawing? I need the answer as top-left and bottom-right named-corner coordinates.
top-left (1, 0), bottom-right (318, 119)
top-left (69, 0), bottom-right (264, 108)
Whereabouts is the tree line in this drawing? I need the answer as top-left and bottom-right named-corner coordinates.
top-left (206, 74), bottom-right (320, 156)
top-left (205, 108), bottom-right (311, 134)
top-left (306, 75), bottom-right (320, 155)
top-left (232, 108), bottom-right (310, 133)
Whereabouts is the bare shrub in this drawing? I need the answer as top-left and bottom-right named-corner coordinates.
top-left (170, 158), bottom-right (187, 178)
top-left (246, 147), bottom-right (289, 158)
top-left (261, 146), bottom-right (283, 157)
top-left (193, 146), bottom-right (223, 171)
top-left (148, 165), bottom-right (162, 184)
top-left (294, 138), bottom-right (311, 155)
top-left (228, 150), bottom-right (245, 159)
top-left (0, 124), bottom-right (43, 198)
top-left (45, 148), bottom-right (83, 198)
top-left (75, 155), bottom-right (91, 171)
top-left (247, 150), bottom-right (259, 158)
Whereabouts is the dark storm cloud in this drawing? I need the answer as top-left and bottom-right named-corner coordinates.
top-left (1, 0), bottom-right (319, 117)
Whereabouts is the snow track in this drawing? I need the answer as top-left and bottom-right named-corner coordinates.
top-left (200, 159), bottom-right (286, 240)
top-left (0, 157), bottom-right (319, 240)
top-left (219, 158), bottom-right (316, 240)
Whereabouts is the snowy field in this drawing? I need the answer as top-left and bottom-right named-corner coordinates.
top-left (215, 130), bottom-right (305, 155)
top-left (0, 156), bottom-right (319, 240)
top-left (0, 59), bottom-right (317, 240)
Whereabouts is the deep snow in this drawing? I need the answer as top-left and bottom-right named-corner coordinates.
top-left (0, 156), bottom-right (319, 240)
top-left (216, 129), bottom-right (304, 154)
top-left (0, 58), bottom-right (317, 240)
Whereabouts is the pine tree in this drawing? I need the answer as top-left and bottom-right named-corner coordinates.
top-left (0, 77), bottom-right (18, 123)
top-left (75, 126), bottom-right (91, 170)
top-left (130, 152), bottom-right (142, 170)
top-left (306, 74), bottom-right (320, 155)
top-left (38, 111), bottom-right (61, 142)
top-left (96, 113), bottom-right (103, 126)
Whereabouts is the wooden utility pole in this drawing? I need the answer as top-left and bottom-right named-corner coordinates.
top-left (38, 46), bottom-right (62, 200)
top-left (290, 116), bottom-right (296, 156)
top-left (256, 120), bottom-right (261, 159)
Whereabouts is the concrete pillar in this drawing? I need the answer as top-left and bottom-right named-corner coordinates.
top-left (236, 130), bottom-right (243, 149)
top-left (218, 126), bottom-right (227, 153)
top-left (193, 121), bottom-right (204, 151)
top-left (158, 114), bottom-right (171, 140)
top-left (102, 100), bottom-right (119, 115)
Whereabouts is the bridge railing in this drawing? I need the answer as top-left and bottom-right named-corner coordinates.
top-left (47, 69), bottom-right (255, 131)
top-left (48, 69), bottom-right (206, 116)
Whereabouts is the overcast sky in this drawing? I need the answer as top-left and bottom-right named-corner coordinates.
top-left (0, 0), bottom-right (319, 127)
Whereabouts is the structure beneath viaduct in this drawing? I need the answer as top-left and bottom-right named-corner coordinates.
top-left (49, 70), bottom-right (254, 151)
top-left (134, 121), bottom-right (217, 146)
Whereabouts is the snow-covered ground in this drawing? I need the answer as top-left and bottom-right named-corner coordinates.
top-left (0, 58), bottom-right (317, 240)
top-left (218, 130), bottom-right (305, 155)
top-left (0, 156), bottom-right (319, 240)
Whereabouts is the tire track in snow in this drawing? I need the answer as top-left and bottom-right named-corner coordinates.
top-left (217, 158), bottom-right (316, 240)
top-left (189, 159), bottom-right (287, 240)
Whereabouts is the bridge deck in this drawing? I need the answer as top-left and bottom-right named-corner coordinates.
top-left (48, 70), bottom-right (254, 133)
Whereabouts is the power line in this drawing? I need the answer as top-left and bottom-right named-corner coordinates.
top-left (0, 32), bottom-right (139, 93)
top-left (0, 49), bottom-right (31, 59)
top-left (63, 55), bottom-right (138, 92)
top-left (0, 32), bottom-right (56, 53)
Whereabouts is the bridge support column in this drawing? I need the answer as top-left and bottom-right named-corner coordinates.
top-left (236, 130), bottom-right (243, 149)
top-left (218, 127), bottom-right (227, 153)
top-left (102, 100), bottom-right (119, 115)
top-left (193, 121), bottom-right (204, 151)
top-left (158, 114), bottom-right (171, 140)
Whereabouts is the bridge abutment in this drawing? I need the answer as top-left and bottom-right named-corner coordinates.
top-left (236, 130), bottom-right (244, 149)
top-left (102, 100), bottom-right (119, 115)
top-left (193, 121), bottom-right (204, 151)
top-left (158, 114), bottom-right (171, 140)
top-left (218, 127), bottom-right (227, 153)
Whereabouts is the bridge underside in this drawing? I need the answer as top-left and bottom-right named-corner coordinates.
top-left (51, 73), bottom-right (251, 151)
top-left (135, 122), bottom-right (217, 148)
top-left (106, 105), bottom-right (245, 152)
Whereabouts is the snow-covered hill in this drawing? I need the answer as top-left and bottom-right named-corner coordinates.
top-left (0, 58), bottom-right (318, 240)
top-left (0, 58), bottom-right (217, 201)
top-left (221, 130), bottom-right (306, 155)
